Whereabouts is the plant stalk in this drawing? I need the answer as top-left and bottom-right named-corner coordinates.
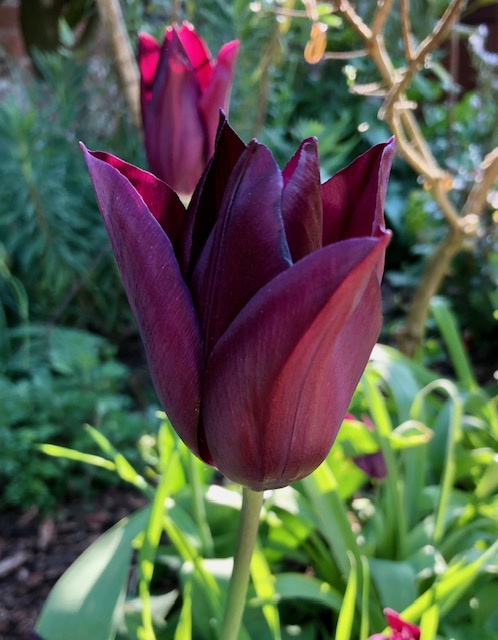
top-left (94, 0), bottom-right (141, 129)
top-left (187, 451), bottom-right (214, 557)
top-left (220, 488), bottom-right (264, 640)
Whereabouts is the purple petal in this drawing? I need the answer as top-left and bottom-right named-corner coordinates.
top-left (82, 145), bottom-right (204, 457)
top-left (177, 22), bottom-right (214, 92)
top-left (143, 29), bottom-right (205, 195)
top-left (190, 141), bottom-right (291, 356)
top-left (138, 32), bottom-right (160, 113)
top-left (180, 113), bottom-right (246, 273)
top-left (353, 451), bottom-right (387, 479)
top-left (322, 138), bottom-right (395, 246)
top-left (281, 138), bottom-right (323, 262)
top-left (203, 232), bottom-right (390, 490)
top-left (198, 40), bottom-right (239, 158)
top-left (89, 150), bottom-right (187, 246)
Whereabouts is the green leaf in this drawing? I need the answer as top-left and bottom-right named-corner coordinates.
top-left (369, 558), bottom-right (418, 612)
top-left (174, 580), bottom-right (193, 640)
top-left (270, 573), bottom-right (343, 612)
top-left (38, 443), bottom-right (116, 471)
top-left (250, 542), bottom-right (281, 640)
top-left (335, 553), bottom-right (358, 640)
top-left (36, 507), bottom-right (150, 640)
top-left (420, 603), bottom-right (439, 640)
top-left (430, 297), bottom-right (478, 391)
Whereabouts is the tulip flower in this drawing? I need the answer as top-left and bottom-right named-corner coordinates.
top-left (138, 23), bottom-right (239, 196)
top-left (368, 608), bottom-right (421, 639)
top-left (82, 115), bottom-right (394, 491)
top-left (347, 413), bottom-right (387, 479)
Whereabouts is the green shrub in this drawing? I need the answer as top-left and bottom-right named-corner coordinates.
top-left (0, 325), bottom-right (158, 511)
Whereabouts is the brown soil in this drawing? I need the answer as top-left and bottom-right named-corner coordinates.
top-left (0, 488), bottom-right (148, 640)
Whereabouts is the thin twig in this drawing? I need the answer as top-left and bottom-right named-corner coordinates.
top-left (397, 228), bottom-right (466, 356)
top-left (462, 148), bottom-right (498, 217)
top-left (380, 0), bottom-right (465, 119)
top-left (400, 0), bottom-right (414, 60)
top-left (94, 0), bottom-right (141, 129)
top-left (322, 49), bottom-right (368, 59)
top-left (371, 0), bottom-right (393, 37)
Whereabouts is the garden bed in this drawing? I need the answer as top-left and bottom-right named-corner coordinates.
top-left (0, 488), bottom-right (147, 639)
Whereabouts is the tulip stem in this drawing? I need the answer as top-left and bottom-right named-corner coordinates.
top-left (220, 488), bottom-right (264, 640)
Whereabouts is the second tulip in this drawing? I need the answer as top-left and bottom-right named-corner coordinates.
top-left (138, 23), bottom-right (239, 196)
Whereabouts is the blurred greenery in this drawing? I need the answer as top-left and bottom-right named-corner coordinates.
top-left (0, 325), bottom-right (159, 510)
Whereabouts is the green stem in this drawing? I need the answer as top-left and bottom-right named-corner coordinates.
top-left (220, 488), bottom-right (264, 640)
top-left (187, 451), bottom-right (214, 556)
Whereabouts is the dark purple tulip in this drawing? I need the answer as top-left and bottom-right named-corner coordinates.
top-left (82, 116), bottom-right (394, 491)
top-left (138, 22), bottom-right (239, 196)
top-left (368, 608), bottom-right (421, 639)
top-left (347, 413), bottom-right (387, 480)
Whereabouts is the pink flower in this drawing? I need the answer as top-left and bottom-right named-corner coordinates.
top-left (369, 608), bottom-right (421, 639)
top-left (138, 23), bottom-right (239, 196)
top-left (82, 115), bottom-right (394, 490)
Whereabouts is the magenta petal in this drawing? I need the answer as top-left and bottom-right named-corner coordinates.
top-left (82, 145), bottom-right (204, 457)
top-left (138, 32), bottom-right (160, 111)
top-left (199, 40), bottom-right (239, 158)
top-left (384, 610), bottom-right (420, 638)
top-left (353, 450), bottom-right (387, 479)
top-left (322, 138), bottom-right (395, 245)
top-left (203, 232), bottom-right (390, 490)
top-left (177, 22), bottom-right (214, 91)
top-left (190, 141), bottom-right (291, 356)
top-left (89, 150), bottom-right (187, 246)
top-left (281, 138), bottom-right (323, 262)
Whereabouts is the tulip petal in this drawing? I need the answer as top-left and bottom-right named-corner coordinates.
top-left (199, 40), bottom-right (239, 158)
top-left (138, 32), bottom-right (160, 111)
top-left (281, 138), bottom-right (323, 262)
top-left (203, 232), bottom-right (390, 489)
top-left (385, 609), bottom-right (420, 638)
top-left (82, 145), bottom-right (204, 457)
top-left (181, 114), bottom-right (246, 274)
top-left (143, 29), bottom-right (205, 195)
top-left (177, 22), bottom-right (214, 92)
top-left (190, 141), bottom-right (292, 356)
top-left (322, 138), bottom-right (395, 245)
top-left (89, 150), bottom-right (187, 246)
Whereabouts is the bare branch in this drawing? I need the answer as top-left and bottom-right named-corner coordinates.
top-left (349, 81), bottom-right (384, 95)
top-left (380, 0), bottom-right (465, 119)
top-left (431, 178), bottom-right (462, 231)
top-left (94, 0), bottom-right (140, 129)
top-left (400, 0), bottom-right (414, 60)
top-left (396, 227), bottom-right (466, 357)
top-left (303, 0), bottom-right (320, 21)
top-left (322, 49), bottom-right (368, 59)
top-left (337, 0), bottom-right (373, 42)
top-left (462, 147), bottom-right (498, 217)
top-left (372, 0), bottom-right (393, 37)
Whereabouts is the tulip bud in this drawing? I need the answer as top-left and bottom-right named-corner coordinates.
top-left (138, 23), bottom-right (239, 197)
